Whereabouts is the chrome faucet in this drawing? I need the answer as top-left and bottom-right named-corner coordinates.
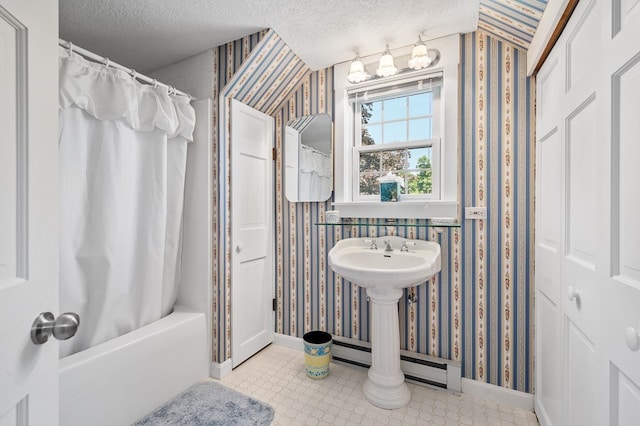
top-left (369, 240), bottom-right (378, 250)
top-left (384, 239), bottom-right (393, 252)
top-left (400, 241), bottom-right (409, 252)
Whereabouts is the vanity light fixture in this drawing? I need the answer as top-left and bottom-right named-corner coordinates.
top-left (375, 44), bottom-right (398, 77)
top-left (347, 52), bottom-right (369, 83)
top-left (408, 35), bottom-right (428, 70)
top-left (347, 38), bottom-right (441, 84)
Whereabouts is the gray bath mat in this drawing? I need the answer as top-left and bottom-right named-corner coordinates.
top-left (132, 381), bottom-right (274, 426)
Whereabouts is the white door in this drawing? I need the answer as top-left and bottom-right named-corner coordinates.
top-left (230, 99), bottom-right (274, 368)
top-left (535, 0), bottom-right (640, 424)
top-left (602, 1), bottom-right (640, 424)
top-left (0, 1), bottom-right (60, 425)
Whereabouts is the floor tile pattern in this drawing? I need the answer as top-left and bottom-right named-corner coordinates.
top-left (219, 345), bottom-right (539, 425)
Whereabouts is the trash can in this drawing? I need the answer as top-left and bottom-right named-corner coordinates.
top-left (303, 331), bottom-right (332, 379)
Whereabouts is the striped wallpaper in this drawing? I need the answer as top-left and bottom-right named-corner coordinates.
top-left (211, 29), bottom-right (535, 392)
top-left (479, 0), bottom-right (548, 49)
top-left (459, 31), bottom-right (535, 391)
top-left (271, 30), bottom-right (535, 392)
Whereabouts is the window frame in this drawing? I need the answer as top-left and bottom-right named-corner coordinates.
top-left (350, 81), bottom-right (442, 201)
top-left (332, 35), bottom-right (460, 219)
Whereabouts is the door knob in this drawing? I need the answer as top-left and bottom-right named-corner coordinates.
top-left (567, 286), bottom-right (580, 302)
top-left (625, 326), bottom-right (640, 351)
top-left (31, 312), bottom-right (80, 345)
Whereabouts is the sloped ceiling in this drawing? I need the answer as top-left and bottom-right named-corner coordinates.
top-left (478, 0), bottom-right (548, 49)
top-left (58, 0), bottom-right (548, 73)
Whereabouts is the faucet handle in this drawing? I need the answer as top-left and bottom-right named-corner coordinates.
top-left (363, 239), bottom-right (378, 250)
top-left (400, 241), bottom-right (409, 251)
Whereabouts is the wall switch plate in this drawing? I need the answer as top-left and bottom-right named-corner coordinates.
top-left (465, 206), bottom-right (487, 219)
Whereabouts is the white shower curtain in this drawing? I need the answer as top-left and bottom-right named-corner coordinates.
top-left (298, 144), bottom-right (331, 200)
top-left (57, 47), bottom-right (196, 357)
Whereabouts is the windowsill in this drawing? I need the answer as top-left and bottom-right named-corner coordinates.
top-left (331, 200), bottom-right (458, 219)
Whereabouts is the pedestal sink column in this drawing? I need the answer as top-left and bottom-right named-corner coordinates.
top-left (362, 287), bottom-right (411, 409)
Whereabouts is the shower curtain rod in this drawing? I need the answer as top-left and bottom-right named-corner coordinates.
top-left (58, 38), bottom-right (193, 100)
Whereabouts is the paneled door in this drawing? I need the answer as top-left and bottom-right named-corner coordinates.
top-left (535, 0), bottom-right (640, 424)
top-left (0, 0), bottom-right (60, 425)
top-left (603, 0), bottom-right (640, 424)
top-left (230, 99), bottom-right (275, 368)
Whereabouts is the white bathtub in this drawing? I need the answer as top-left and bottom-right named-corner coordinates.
top-left (59, 307), bottom-right (209, 426)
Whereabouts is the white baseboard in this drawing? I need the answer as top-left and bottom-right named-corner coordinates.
top-left (210, 359), bottom-right (232, 379)
top-left (535, 400), bottom-right (551, 426)
top-left (461, 378), bottom-right (534, 411)
top-left (273, 333), bottom-right (303, 351)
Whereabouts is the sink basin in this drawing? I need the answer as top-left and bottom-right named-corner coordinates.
top-left (328, 236), bottom-right (442, 409)
top-left (328, 236), bottom-right (441, 288)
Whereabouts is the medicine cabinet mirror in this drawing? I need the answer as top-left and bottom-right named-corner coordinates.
top-left (285, 114), bottom-right (333, 202)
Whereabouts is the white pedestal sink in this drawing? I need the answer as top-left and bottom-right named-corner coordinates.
top-left (328, 236), bottom-right (441, 409)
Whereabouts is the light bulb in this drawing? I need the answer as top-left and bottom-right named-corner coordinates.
top-left (376, 44), bottom-right (398, 77)
top-left (347, 53), bottom-right (368, 83)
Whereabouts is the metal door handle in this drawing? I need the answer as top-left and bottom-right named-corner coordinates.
top-left (31, 312), bottom-right (80, 345)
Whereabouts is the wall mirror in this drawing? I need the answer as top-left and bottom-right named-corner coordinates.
top-left (285, 114), bottom-right (333, 202)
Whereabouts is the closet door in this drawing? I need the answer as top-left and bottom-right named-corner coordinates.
top-left (560, 2), bottom-right (607, 425)
top-left (535, 50), bottom-right (565, 425)
top-left (603, 1), bottom-right (640, 424)
top-left (535, 0), bottom-right (640, 424)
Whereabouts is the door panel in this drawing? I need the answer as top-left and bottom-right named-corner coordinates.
top-left (0, 1), bottom-right (59, 425)
top-left (565, 319), bottom-right (599, 426)
top-left (610, 365), bottom-right (640, 426)
top-left (536, 0), bottom-right (640, 424)
top-left (536, 291), bottom-right (562, 425)
top-left (230, 99), bottom-right (274, 368)
top-left (536, 128), bottom-right (562, 302)
top-left (612, 55), bottom-right (640, 287)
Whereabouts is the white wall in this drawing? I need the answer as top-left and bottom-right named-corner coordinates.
top-left (149, 49), bottom-right (214, 100)
top-left (151, 52), bottom-right (215, 364)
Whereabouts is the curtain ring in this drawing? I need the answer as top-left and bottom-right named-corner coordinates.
top-left (152, 79), bottom-right (158, 89)
top-left (67, 41), bottom-right (73, 55)
top-left (130, 69), bottom-right (137, 80)
top-left (103, 57), bottom-right (110, 69)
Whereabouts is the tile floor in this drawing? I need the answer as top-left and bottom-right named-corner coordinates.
top-left (218, 344), bottom-right (539, 426)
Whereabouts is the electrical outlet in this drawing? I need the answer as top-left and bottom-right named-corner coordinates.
top-left (465, 206), bottom-right (487, 220)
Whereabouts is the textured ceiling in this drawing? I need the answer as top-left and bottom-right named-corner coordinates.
top-left (59, 0), bottom-right (548, 74)
top-left (59, 0), bottom-right (479, 73)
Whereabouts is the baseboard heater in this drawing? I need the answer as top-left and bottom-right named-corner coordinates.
top-left (331, 336), bottom-right (462, 392)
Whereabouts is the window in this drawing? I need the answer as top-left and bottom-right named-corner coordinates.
top-left (349, 74), bottom-right (442, 201)
top-left (333, 35), bottom-right (460, 219)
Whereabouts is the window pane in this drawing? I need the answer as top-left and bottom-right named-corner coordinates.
top-left (383, 121), bottom-right (406, 143)
top-left (361, 102), bottom-right (381, 125)
top-left (362, 124), bottom-right (381, 145)
top-left (409, 92), bottom-right (432, 116)
top-left (359, 172), bottom-right (381, 195)
top-left (406, 169), bottom-right (432, 195)
top-left (359, 151), bottom-right (380, 172)
top-left (408, 147), bottom-right (432, 169)
top-left (381, 149), bottom-right (406, 171)
top-left (408, 118), bottom-right (431, 141)
top-left (383, 97), bottom-right (406, 121)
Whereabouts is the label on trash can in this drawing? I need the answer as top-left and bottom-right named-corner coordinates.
top-left (303, 331), bottom-right (332, 379)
